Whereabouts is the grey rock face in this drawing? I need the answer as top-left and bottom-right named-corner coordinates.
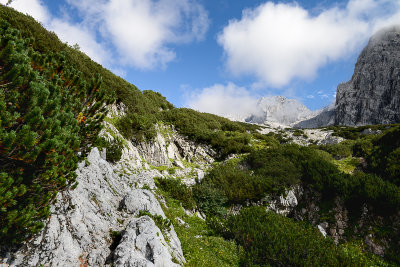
top-left (8, 148), bottom-right (185, 267)
top-left (121, 189), bottom-right (166, 218)
top-left (137, 124), bottom-right (215, 167)
top-left (295, 103), bottom-right (335, 128)
top-left (113, 216), bottom-right (179, 267)
top-left (335, 26), bottom-right (400, 126)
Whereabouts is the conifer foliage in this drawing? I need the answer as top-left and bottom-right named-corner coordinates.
top-left (0, 21), bottom-right (112, 245)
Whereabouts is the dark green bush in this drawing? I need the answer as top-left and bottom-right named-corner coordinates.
top-left (192, 182), bottom-right (227, 217)
top-left (213, 207), bottom-right (388, 266)
top-left (94, 137), bottom-right (123, 163)
top-left (155, 177), bottom-right (196, 210)
top-left (199, 161), bottom-right (274, 205)
top-left (367, 126), bottom-right (400, 185)
top-left (116, 113), bottom-right (157, 142)
top-left (0, 21), bottom-right (110, 244)
top-left (353, 138), bottom-right (374, 157)
top-left (219, 207), bottom-right (335, 266)
top-left (319, 140), bottom-right (355, 159)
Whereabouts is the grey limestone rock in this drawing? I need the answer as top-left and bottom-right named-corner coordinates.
top-left (8, 147), bottom-right (185, 267)
top-left (113, 216), bottom-right (179, 267)
top-left (294, 103), bottom-right (335, 128)
top-left (335, 25), bottom-right (400, 126)
top-left (121, 189), bottom-right (166, 218)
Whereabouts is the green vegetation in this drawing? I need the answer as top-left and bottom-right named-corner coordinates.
top-left (157, 189), bottom-right (243, 267)
top-left (215, 207), bottom-right (388, 266)
top-left (94, 136), bottom-right (123, 163)
top-left (1, 5), bottom-right (400, 265)
top-left (191, 127), bottom-right (400, 265)
top-left (0, 21), bottom-right (111, 244)
top-left (154, 177), bottom-right (196, 210)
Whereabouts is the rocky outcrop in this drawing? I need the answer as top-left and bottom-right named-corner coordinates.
top-left (7, 148), bottom-right (184, 266)
top-left (3, 104), bottom-right (216, 266)
top-left (294, 103), bottom-right (335, 128)
top-left (335, 25), bottom-right (400, 126)
top-left (137, 124), bottom-right (215, 167)
top-left (113, 216), bottom-right (180, 267)
top-left (267, 187), bottom-right (301, 216)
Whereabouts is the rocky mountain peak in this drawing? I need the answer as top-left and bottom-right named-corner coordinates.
top-left (245, 96), bottom-right (315, 126)
top-left (335, 25), bottom-right (400, 126)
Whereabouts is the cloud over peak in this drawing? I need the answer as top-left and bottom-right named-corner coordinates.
top-left (218, 0), bottom-right (400, 87)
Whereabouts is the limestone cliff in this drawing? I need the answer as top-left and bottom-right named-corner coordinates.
top-left (335, 26), bottom-right (400, 126)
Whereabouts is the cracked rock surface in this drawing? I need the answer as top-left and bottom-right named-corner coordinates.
top-left (335, 26), bottom-right (400, 126)
top-left (113, 216), bottom-right (180, 267)
top-left (7, 148), bottom-right (185, 267)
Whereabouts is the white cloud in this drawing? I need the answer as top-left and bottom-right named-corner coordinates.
top-left (1, 0), bottom-right (50, 23)
top-left (3, 0), bottom-right (209, 70)
top-left (66, 0), bottom-right (210, 69)
top-left (218, 0), bottom-right (400, 87)
top-left (49, 19), bottom-right (110, 65)
top-left (186, 83), bottom-right (260, 119)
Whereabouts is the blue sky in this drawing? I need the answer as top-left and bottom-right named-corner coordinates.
top-left (3, 0), bottom-right (400, 117)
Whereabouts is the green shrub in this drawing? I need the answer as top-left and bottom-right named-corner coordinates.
top-left (193, 183), bottom-right (227, 217)
top-left (246, 146), bottom-right (302, 189)
top-left (353, 138), bottom-right (374, 157)
top-left (319, 140), bottom-right (355, 159)
top-left (199, 161), bottom-right (274, 205)
top-left (155, 177), bottom-right (196, 210)
top-left (0, 21), bottom-right (110, 244)
top-left (292, 129), bottom-right (304, 136)
top-left (215, 207), bottom-right (387, 266)
top-left (94, 137), bottom-right (123, 163)
top-left (367, 126), bottom-right (400, 185)
top-left (221, 207), bottom-right (340, 266)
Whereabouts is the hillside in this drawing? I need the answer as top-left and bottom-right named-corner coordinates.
top-left (1, 5), bottom-right (400, 267)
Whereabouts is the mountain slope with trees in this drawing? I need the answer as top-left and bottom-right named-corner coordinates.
top-left (1, 5), bottom-right (400, 267)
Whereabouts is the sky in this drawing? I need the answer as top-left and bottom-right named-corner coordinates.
top-left (2, 0), bottom-right (400, 118)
